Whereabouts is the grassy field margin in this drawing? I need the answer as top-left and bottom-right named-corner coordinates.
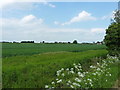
top-left (3, 50), bottom-right (107, 88)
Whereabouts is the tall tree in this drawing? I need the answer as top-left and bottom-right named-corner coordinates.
top-left (104, 9), bottom-right (120, 56)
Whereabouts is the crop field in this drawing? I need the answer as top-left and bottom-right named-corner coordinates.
top-left (2, 43), bottom-right (120, 88)
top-left (2, 43), bottom-right (106, 57)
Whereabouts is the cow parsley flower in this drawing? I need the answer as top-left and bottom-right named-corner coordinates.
top-left (61, 73), bottom-right (65, 77)
top-left (75, 78), bottom-right (81, 82)
top-left (73, 82), bottom-right (81, 87)
top-left (66, 68), bottom-right (69, 71)
top-left (70, 85), bottom-right (74, 88)
top-left (45, 85), bottom-right (49, 88)
top-left (71, 68), bottom-right (74, 71)
top-left (109, 74), bottom-right (111, 76)
top-left (57, 79), bottom-right (62, 83)
top-left (73, 63), bottom-right (76, 66)
top-left (78, 72), bottom-right (81, 75)
top-left (51, 82), bottom-right (55, 84)
top-left (68, 80), bottom-right (71, 83)
top-left (70, 71), bottom-right (74, 74)
top-left (61, 68), bottom-right (64, 71)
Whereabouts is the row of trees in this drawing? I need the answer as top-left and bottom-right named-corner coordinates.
top-left (2, 40), bottom-right (78, 44)
top-left (2, 40), bottom-right (104, 44)
top-left (21, 41), bottom-right (34, 43)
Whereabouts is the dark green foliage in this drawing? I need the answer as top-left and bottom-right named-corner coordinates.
top-left (21, 41), bottom-right (34, 43)
top-left (104, 10), bottom-right (120, 56)
top-left (73, 40), bottom-right (77, 44)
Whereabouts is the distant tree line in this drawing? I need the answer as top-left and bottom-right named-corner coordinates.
top-left (1, 40), bottom-right (104, 45)
top-left (21, 41), bottom-right (34, 43)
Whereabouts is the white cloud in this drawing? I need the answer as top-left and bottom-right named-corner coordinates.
top-left (91, 28), bottom-right (105, 33)
top-left (54, 21), bottom-right (59, 25)
top-left (48, 3), bottom-right (56, 8)
top-left (1, 16), bottom-right (105, 42)
top-left (0, 0), bottom-right (15, 8)
top-left (48, 28), bottom-right (88, 33)
top-left (61, 11), bottom-right (96, 25)
top-left (21, 15), bottom-right (43, 24)
top-left (0, 0), bottom-right (56, 9)
top-left (21, 15), bottom-right (36, 23)
top-left (43, 2), bottom-right (56, 8)
top-left (2, 14), bottom-right (43, 31)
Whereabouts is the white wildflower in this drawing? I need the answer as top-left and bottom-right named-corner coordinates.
top-left (73, 82), bottom-right (80, 87)
top-left (86, 72), bottom-right (88, 74)
top-left (92, 73), bottom-right (96, 75)
top-left (61, 68), bottom-right (64, 71)
top-left (75, 78), bottom-right (81, 82)
top-left (62, 73), bottom-right (65, 77)
top-left (51, 82), bottom-right (55, 84)
top-left (78, 65), bottom-right (82, 68)
top-left (78, 73), bottom-right (84, 77)
top-left (109, 74), bottom-right (111, 76)
top-left (73, 63), bottom-right (76, 66)
top-left (90, 65), bottom-right (93, 68)
top-left (97, 62), bottom-right (100, 65)
top-left (70, 71), bottom-right (74, 74)
top-left (71, 68), bottom-right (74, 71)
top-left (89, 79), bottom-right (92, 82)
top-left (57, 79), bottom-right (62, 83)
top-left (78, 72), bottom-right (81, 75)
top-left (97, 68), bottom-right (100, 71)
top-left (66, 68), bottom-right (69, 71)
top-left (75, 65), bottom-right (78, 69)
top-left (45, 85), bottom-right (49, 88)
top-left (68, 80), bottom-right (71, 83)
top-left (91, 84), bottom-right (93, 87)
top-left (70, 85), bottom-right (74, 88)
top-left (57, 73), bottom-right (60, 76)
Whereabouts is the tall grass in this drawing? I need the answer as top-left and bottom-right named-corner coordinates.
top-left (2, 50), bottom-right (107, 88)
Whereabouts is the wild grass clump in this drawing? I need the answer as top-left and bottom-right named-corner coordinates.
top-left (45, 55), bottom-right (119, 88)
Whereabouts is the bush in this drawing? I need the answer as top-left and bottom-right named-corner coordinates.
top-left (73, 40), bottom-right (77, 44)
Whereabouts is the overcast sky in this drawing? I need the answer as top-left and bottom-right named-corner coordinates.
top-left (1, 1), bottom-right (117, 43)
